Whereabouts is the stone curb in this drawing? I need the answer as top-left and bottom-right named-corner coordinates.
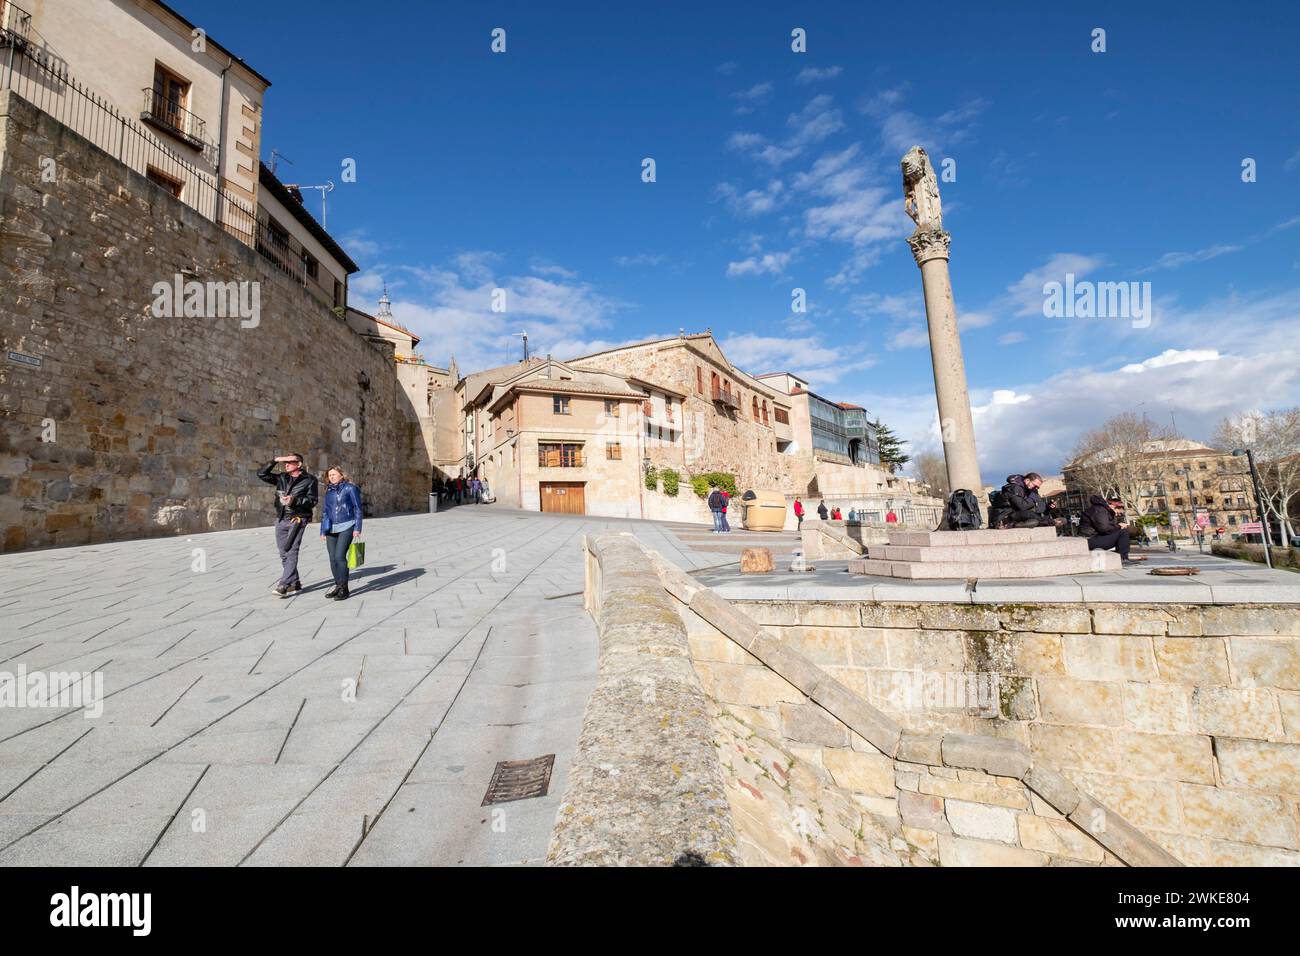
top-left (547, 535), bottom-right (740, 867)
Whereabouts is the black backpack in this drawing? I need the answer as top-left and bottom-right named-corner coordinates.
top-left (946, 489), bottom-right (983, 531)
top-left (986, 488), bottom-right (1006, 528)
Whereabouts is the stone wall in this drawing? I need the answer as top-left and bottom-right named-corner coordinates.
top-left (0, 91), bottom-right (429, 550)
top-left (737, 598), bottom-right (1300, 865)
top-left (570, 533), bottom-right (1182, 866)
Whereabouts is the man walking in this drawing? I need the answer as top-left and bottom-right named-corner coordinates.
top-left (258, 453), bottom-right (319, 597)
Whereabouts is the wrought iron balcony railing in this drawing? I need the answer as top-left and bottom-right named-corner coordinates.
top-left (0, 1), bottom-right (31, 47)
top-left (141, 87), bottom-right (206, 148)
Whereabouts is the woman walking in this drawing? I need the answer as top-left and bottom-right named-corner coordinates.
top-left (320, 466), bottom-right (362, 601)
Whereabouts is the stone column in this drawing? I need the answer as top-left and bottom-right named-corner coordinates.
top-left (907, 229), bottom-right (984, 499)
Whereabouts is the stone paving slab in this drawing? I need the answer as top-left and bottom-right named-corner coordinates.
top-left (0, 507), bottom-right (718, 866)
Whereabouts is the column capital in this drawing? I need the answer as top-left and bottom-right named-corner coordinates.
top-left (907, 229), bottom-right (951, 266)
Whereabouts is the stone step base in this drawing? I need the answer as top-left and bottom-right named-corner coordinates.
top-left (889, 527), bottom-right (1059, 547)
top-left (848, 550), bottom-right (1122, 579)
top-left (869, 539), bottom-right (1091, 562)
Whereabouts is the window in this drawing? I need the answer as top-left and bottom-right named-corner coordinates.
top-left (1174, 497), bottom-right (1184, 506)
top-left (333, 280), bottom-right (345, 309)
top-left (146, 166), bottom-right (183, 198)
top-left (301, 251), bottom-right (319, 281)
top-left (1198, 462), bottom-right (1207, 470)
top-left (774, 408), bottom-right (789, 425)
top-left (697, 366), bottom-right (704, 394)
top-left (1237, 496), bottom-right (1246, 506)
top-left (606, 442), bottom-right (622, 460)
top-left (762, 401), bottom-right (769, 425)
top-left (150, 63), bottom-right (191, 132)
top-left (1228, 515), bottom-right (1237, 525)
top-left (538, 442), bottom-right (583, 467)
top-left (552, 395), bottom-right (570, 415)
top-left (604, 399), bottom-right (619, 418)
top-left (752, 396), bottom-right (759, 419)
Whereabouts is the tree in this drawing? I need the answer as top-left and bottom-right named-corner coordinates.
top-left (872, 419), bottom-right (911, 473)
top-left (1065, 413), bottom-right (1179, 516)
top-left (913, 450), bottom-right (950, 500)
top-left (1214, 408), bottom-right (1300, 543)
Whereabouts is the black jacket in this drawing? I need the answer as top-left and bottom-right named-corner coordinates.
top-left (258, 461), bottom-right (319, 521)
top-left (707, 490), bottom-right (723, 510)
top-left (1078, 495), bottom-right (1121, 538)
top-left (991, 475), bottom-right (1044, 526)
top-left (817, 503), bottom-right (829, 519)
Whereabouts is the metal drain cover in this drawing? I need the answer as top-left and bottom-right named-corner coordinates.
top-left (481, 754), bottom-right (555, 805)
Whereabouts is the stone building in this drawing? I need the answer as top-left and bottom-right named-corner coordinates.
top-left (467, 359), bottom-right (677, 516)
top-left (1063, 439), bottom-right (1259, 537)
top-left (0, 13), bottom-right (431, 549)
top-left (569, 333), bottom-right (803, 493)
top-left (11, 0), bottom-right (269, 234)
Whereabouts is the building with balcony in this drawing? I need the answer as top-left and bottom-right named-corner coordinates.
top-left (11, 0), bottom-right (269, 220)
top-left (465, 359), bottom-right (672, 516)
top-left (1062, 439), bottom-right (1259, 537)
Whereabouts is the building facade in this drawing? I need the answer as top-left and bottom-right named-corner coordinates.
top-left (1063, 440), bottom-right (1259, 537)
top-left (468, 360), bottom-right (675, 517)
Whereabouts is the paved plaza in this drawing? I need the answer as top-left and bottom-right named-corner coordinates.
top-left (0, 507), bottom-right (730, 867)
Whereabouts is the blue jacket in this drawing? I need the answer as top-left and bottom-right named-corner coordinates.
top-left (321, 481), bottom-right (362, 534)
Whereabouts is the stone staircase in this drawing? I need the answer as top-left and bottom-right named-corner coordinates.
top-left (848, 526), bottom-right (1121, 579)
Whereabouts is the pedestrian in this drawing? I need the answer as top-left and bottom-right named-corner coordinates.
top-left (831, 506), bottom-right (843, 521)
top-left (885, 509), bottom-right (897, 524)
top-left (707, 486), bottom-right (724, 533)
top-left (1079, 495), bottom-right (1144, 564)
top-left (257, 453), bottom-right (319, 598)
top-left (720, 489), bottom-right (732, 532)
top-left (320, 465), bottom-right (363, 601)
top-left (848, 508), bottom-right (857, 523)
top-left (989, 473), bottom-right (1054, 528)
top-left (817, 500), bottom-right (829, 521)
top-left (469, 476), bottom-right (481, 504)
top-left (793, 496), bottom-right (805, 530)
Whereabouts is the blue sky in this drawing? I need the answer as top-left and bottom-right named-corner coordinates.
top-left (191, 0), bottom-right (1299, 482)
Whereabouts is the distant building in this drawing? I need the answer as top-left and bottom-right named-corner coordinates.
top-left (1063, 439), bottom-right (1258, 536)
top-left (465, 359), bottom-right (673, 516)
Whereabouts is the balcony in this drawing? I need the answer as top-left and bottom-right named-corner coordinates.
top-left (711, 384), bottom-right (741, 410)
top-left (141, 87), bottom-right (206, 149)
top-left (539, 443), bottom-right (584, 468)
top-left (254, 220), bottom-right (306, 285)
top-left (0, 1), bottom-right (30, 48)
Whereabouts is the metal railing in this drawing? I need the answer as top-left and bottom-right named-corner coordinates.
top-left (0, 28), bottom-right (257, 250)
top-left (141, 86), bottom-right (205, 146)
top-left (254, 220), bottom-right (306, 284)
top-left (0, 1), bottom-right (30, 47)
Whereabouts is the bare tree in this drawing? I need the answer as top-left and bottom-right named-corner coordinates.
top-left (1065, 413), bottom-right (1178, 516)
top-left (913, 450), bottom-right (950, 500)
top-left (1214, 408), bottom-right (1300, 542)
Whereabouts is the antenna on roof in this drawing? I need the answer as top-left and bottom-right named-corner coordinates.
top-left (282, 180), bottom-right (336, 228)
top-left (512, 330), bottom-right (530, 362)
top-left (268, 149), bottom-right (294, 175)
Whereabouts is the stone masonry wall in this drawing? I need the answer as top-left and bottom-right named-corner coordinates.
top-left (0, 91), bottom-right (429, 550)
top-left (740, 599), bottom-right (1300, 865)
top-left (573, 533), bottom-right (1180, 866)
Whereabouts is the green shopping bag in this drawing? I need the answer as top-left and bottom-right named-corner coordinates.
top-left (346, 540), bottom-right (366, 570)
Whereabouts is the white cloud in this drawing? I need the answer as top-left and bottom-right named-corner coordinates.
top-left (998, 331), bottom-right (1027, 345)
top-left (615, 253), bottom-right (666, 267)
top-left (720, 333), bottom-right (876, 385)
top-left (726, 251), bottom-right (793, 277)
top-left (715, 179), bottom-right (785, 216)
top-left (1140, 244), bottom-right (1242, 273)
top-left (530, 260), bottom-right (578, 279)
top-left (887, 325), bottom-right (930, 350)
top-left (796, 65), bottom-right (842, 84)
top-left (1006, 253), bottom-right (1106, 316)
top-left (1120, 349), bottom-right (1221, 373)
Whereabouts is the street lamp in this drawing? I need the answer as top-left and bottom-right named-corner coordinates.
top-left (1232, 449), bottom-right (1273, 569)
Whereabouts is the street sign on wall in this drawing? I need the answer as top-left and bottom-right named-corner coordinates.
top-left (1240, 521), bottom-right (1263, 533)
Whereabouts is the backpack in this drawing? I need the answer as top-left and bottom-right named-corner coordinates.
top-left (946, 489), bottom-right (983, 531)
top-left (986, 488), bottom-right (1007, 528)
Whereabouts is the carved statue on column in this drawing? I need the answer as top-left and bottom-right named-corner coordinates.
top-left (901, 145), bottom-right (943, 233)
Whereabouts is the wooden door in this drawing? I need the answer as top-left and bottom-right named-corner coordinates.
top-left (540, 482), bottom-right (585, 515)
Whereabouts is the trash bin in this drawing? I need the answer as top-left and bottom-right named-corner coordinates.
top-left (741, 489), bottom-right (787, 531)
top-left (429, 493), bottom-right (439, 514)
